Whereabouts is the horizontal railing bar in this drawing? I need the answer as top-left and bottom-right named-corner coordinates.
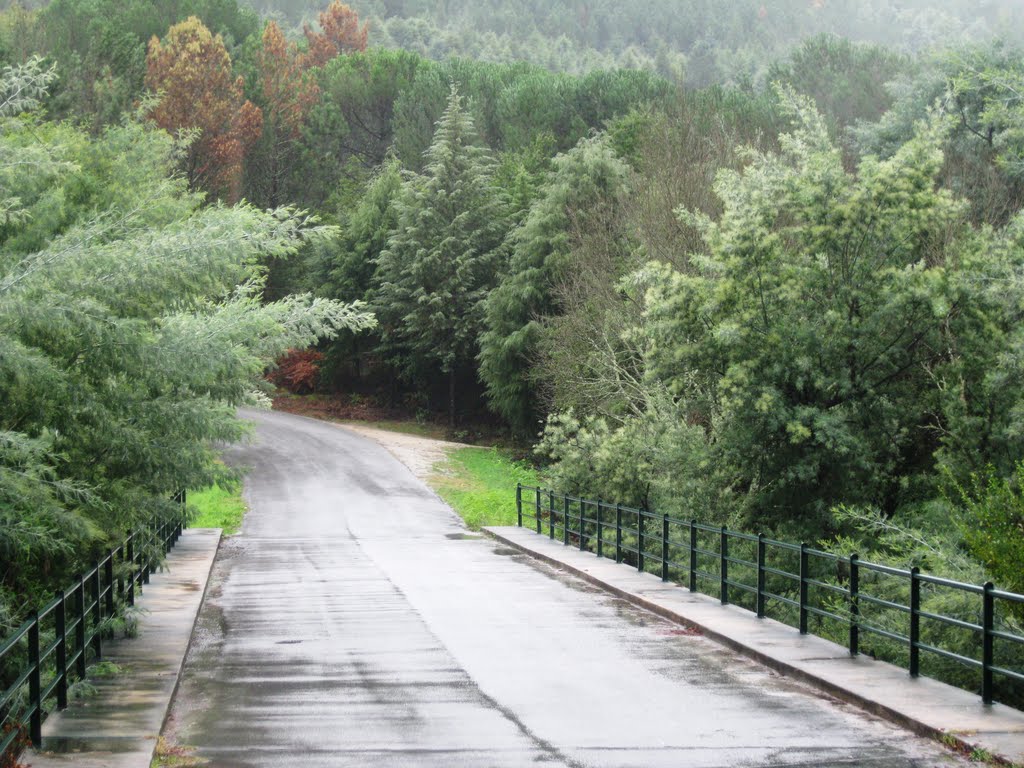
top-left (41, 676), bottom-right (61, 703)
top-left (720, 530), bottom-right (760, 543)
top-left (804, 547), bottom-right (842, 561)
top-left (694, 569), bottom-right (719, 581)
top-left (993, 589), bottom-right (1024, 604)
top-left (804, 604), bottom-right (845, 623)
top-left (858, 623), bottom-right (910, 645)
top-left (858, 593), bottom-right (911, 614)
top-left (724, 556), bottom-right (757, 569)
top-left (693, 547), bottom-right (719, 559)
top-left (917, 610), bottom-right (981, 633)
top-left (763, 591), bottom-right (799, 609)
top-left (804, 578), bottom-right (850, 597)
top-left (992, 628), bottom-right (1024, 644)
top-left (916, 573), bottom-right (985, 593)
top-left (724, 580), bottom-right (757, 595)
top-left (915, 641), bottom-right (982, 669)
top-left (0, 727), bottom-right (19, 756)
top-left (37, 594), bottom-right (62, 620)
top-left (763, 538), bottom-right (802, 552)
top-left (992, 665), bottom-right (1024, 683)
top-left (0, 666), bottom-right (33, 710)
top-left (762, 565), bottom-right (799, 580)
top-left (0, 618), bottom-right (34, 658)
top-left (858, 561), bottom-right (912, 578)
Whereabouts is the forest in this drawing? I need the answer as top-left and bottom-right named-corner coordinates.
top-left (2, 0), bottom-right (1024, 701)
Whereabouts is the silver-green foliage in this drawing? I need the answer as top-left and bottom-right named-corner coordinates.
top-left (541, 86), bottom-right (1020, 539)
top-left (0, 71), bottom-right (374, 625)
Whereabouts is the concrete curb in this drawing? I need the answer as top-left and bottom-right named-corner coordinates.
top-left (26, 528), bottom-right (222, 768)
top-left (484, 525), bottom-right (1024, 766)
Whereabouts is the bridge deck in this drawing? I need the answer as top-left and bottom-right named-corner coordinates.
top-left (161, 409), bottom-right (975, 767)
top-left (487, 524), bottom-right (1024, 766)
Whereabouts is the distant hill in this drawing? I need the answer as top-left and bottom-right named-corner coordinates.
top-left (242, 0), bottom-right (1024, 84)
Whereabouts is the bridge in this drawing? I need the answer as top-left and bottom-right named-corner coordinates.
top-left (15, 408), bottom-right (1024, 766)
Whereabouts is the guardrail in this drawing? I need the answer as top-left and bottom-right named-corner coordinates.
top-left (0, 504), bottom-right (188, 760)
top-left (516, 484), bottom-right (1024, 708)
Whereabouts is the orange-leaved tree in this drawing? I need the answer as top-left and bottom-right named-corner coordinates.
top-left (146, 16), bottom-right (262, 202)
top-left (251, 20), bottom-right (320, 207)
top-left (302, 1), bottom-right (369, 69)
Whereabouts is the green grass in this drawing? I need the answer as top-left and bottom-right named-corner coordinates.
top-left (430, 446), bottom-right (540, 530)
top-left (188, 482), bottom-right (246, 534)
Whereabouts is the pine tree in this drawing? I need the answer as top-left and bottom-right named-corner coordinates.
top-left (375, 85), bottom-right (510, 427)
top-left (478, 135), bottom-right (629, 433)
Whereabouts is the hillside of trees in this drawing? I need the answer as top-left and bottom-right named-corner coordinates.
top-left (240, 0), bottom-right (1024, 83)
top-left (3, 0), bottom-right (1024, 700)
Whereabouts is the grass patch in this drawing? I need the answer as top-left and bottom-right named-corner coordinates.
top-left (430, 446), bottom-right (540, 530)
top-left (188, 482), bottom-right (246, 534)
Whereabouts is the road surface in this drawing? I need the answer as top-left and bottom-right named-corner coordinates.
top-left (165, 408), bottom-right (963, 767)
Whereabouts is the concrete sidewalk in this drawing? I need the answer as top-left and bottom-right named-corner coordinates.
top-left (485, 525), bottom-right (1024, 766)
top-left (26, 527), bottom-right (221, 768)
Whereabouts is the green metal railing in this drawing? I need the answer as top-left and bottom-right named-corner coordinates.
top-left (516, 484), bottom-right (1024, 707)
top-left (0, 504), bottom-right (187, 760)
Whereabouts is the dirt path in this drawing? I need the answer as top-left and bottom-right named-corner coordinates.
top-left (335, 422), bottom-right (469, 482)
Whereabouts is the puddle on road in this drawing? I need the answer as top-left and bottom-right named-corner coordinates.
top-left (445, 532), bottom-right (484, 540)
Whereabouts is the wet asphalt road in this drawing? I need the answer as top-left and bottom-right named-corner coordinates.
top-left (165, 408), bottom-right (963, 768)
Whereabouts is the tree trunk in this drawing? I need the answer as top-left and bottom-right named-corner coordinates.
top-left (448, 368), bottom-right (456, 430)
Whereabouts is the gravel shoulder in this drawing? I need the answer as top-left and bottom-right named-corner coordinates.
top-left (334, 421), bottom-right (468, 482)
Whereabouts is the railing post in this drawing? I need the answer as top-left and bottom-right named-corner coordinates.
top-left (983, 582), bottom-right (995, 705)
top-left (28, 612), bottom-right (41, 746)
top-left (55, 590), bottom-right (68, 709)
top-left (849, 553), bottom-right (860, 656)
top-left (615, 503), bottom-right (623, 564)
top-left (756, 534), bottom-right (766, 618)
top-left (565, 495), bottom-right (571, 547)
top-left (516, 483), bottom-right (522, 527)
top-left (637, 512), bottom-right (645, 573)
top-left (548, 490), bottom-right (555, 540)
top-left (105, 550), bottom-right (116, 618)
top-left (126, 537), bottom-right (136, 606)
top-left (909, 567), bottom-right (921, 678)
top-left (581, 499), bottom-right (589, 552)
top-left (535, 488), bottom-right (542, 535)
top-left (142, 530), bottom-right (151, 585)
top-left (75, 572), bottom-right (86, 677)
top-left (689, 521), bottom-right (698, 593)
top-left (536, 487), bottom-right (544, 536)
top-left (596, 501), bottom-right (603, 558)
top-left (661, 514), bottom-right (669, 582)
top-left (117, 541), bottom-right (126, 604)
top-left (91, 560), bottom-right (103, 658)
top-left (720, 527), bottom-right (729, 605)
top-left (799, 543), bottom-right (809, 634)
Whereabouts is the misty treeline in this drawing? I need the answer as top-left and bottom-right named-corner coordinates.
top-left (245, 0), bottom-right (1024, 84)
top-left (3, 0), bottom-right (1024, 698)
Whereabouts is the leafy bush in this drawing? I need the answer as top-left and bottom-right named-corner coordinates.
top-left (267, 348), bottom-right (324, 394)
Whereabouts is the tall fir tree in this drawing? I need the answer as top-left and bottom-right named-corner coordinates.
top-left (375, 85), bottom-right (510, 426)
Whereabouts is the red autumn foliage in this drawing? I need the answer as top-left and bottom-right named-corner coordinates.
top-left (258, 22), bottom-right (320, 141)
top-left (302, 1), bottom-right (369, 69)
top-left (267, 348), bottom-right (324, 394)
top-left (145, 17), bottom-right (262, 202)
top-left (253, 21), bottom-right (320, 206)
